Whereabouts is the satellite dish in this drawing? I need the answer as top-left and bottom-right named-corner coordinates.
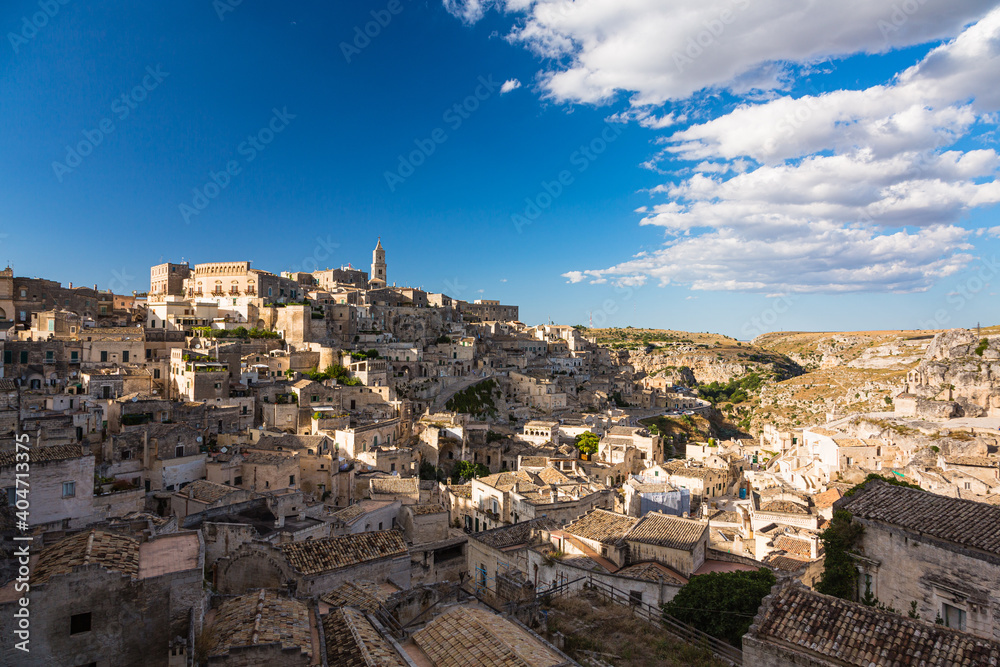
top-left (196, 436), bottom-right (203, 443)
top-left (220, 446), bottom-right (228, 453)
top-left (132, 397), bottom-right (138, 402)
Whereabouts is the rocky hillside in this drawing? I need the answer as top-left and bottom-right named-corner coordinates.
top-left (588, 328), bottom-right (802, 386)
top-left (908, 327), bottom-right (1000, 416)
top-left (752, 330), bottom-right (934, 371)
top-left (744, 330), bottom-right (938, 431)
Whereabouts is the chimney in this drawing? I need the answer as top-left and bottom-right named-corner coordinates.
top-left (275, 512), bottom-right (285, 528)
top-left (68, 282), bottom-right (73, 289)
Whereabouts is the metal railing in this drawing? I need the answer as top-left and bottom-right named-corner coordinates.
top-left (583, 576), bottom-right (743, 666)
top-left (536, 576), bottom-right (586, 602)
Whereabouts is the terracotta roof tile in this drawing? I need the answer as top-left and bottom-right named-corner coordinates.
top-left (320, 580), bottom-right (387, 613)
top-left (812, 488), bottom-right (843, 508)
top-left (33, 530), bottom-right (139, 584)
top-left (369, 476), bottom-right (419, 496)
top-left (759, 500), bottom-right (809, 514)
top-left (280, 531), bottom-right (407, 575)
top-left (0, 443), bottom-right (86, 468)
top-left (843, 481), bottom-right (1000, 557)
top-left (773, 535), bottom-right (812, 558)
top-left (323, 607), bottom-right (407, 666)
top-left (564, 509), bottom-right (639, 544)
top-left (615, 560), bottom-right (688, 585)
top-left (446, 483), bottom-right (472, 499)
top-left (209, 590), bottom-right (312, 659)
top-left (625, 512), bottom-right (706, 551)
top-left (751, 583), bottom-right (1000, 666)
top-left (472, 518), bottom-right (556, 551)
top-left (177, 480), bottom-right (245, 504)
top-left (413, 606), bottom-right (564, 666)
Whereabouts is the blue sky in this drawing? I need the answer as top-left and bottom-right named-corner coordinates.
top-left (2, 0), bottom-right (999, 338)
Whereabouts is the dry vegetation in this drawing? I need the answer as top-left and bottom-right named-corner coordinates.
top-left (541, 591), bottom-right (730, 667)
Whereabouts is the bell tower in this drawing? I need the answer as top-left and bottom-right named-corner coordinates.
top-left (0, 266), bottom-right (14, 324)
top-left (370, 238), bottom-right (387, 288)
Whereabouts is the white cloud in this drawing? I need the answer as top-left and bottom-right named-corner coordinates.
top-left (445, 0), bottom-right (998, 105)
top-left (443, 0), bottom-right (493, 25)
top-left (580, 224), bottom-right (973, 293)
top-left (500, 78), bottom-right (522, 94)
top-left (567, 9), bottom-right (1000, 293)
top-left (446, 1), bottom-right (1000, 294)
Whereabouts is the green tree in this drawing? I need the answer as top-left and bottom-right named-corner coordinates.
top-left (453, 460), bottom-right (489, 481)
top-left (815, 510), bottom-right (864, 600)
top-left (662, 568), bottom-right (775, 647)
top-left (574, 431), bottom-right (600, 456)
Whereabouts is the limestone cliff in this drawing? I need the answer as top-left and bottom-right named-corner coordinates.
top-left (908, 329), bottom-right (1000, 416)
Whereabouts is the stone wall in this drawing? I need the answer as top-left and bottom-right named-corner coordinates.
top-left (857, 518), bottom-right (1000, 641)
top-left (0, 563), bottom-right (201, 667)
top-left (92, 487), bottom-right (145, 520)
top-left (742, 635), bottom-right (836, 667)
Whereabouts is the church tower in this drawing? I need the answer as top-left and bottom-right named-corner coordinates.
top-left (370, 238), bottom-right (387, 288)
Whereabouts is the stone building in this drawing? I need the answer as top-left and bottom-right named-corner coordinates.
top-left (370, 237), bottom-right (387, 288)
top-left (623, 511), bottom-right (708, 578)
top-left (0, 443), bottom-right (97, 532)
top-left (0, 529), bottom-right (205, 667)
top-left (744, 581), bottom-right (1000, 667)
top-left (839, 481), bottom-right (1000, 641)
top-left (203, 589), bottom-right (317, 666)
top-left (216, 530), bottom-right (410, 596)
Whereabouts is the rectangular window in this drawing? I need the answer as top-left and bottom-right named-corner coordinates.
top-left (234, 476), bottom-right (242, 486)
top-left (175, 445), bottom-right (184, 458)
top-left (48, 320), bottom-right (55, 331)
top-left (289, 475), bottom-right (295, 485)
top-left (70, 612), bottom-right (91, 635)
top-left (62, 481), bottom-right (76, 498)
top-left (943, 603), bottom-right (966, 631)
top-left (71, 351), bottom-right (79, 362)
top-left (3, 351), bottom-right (10, 363)
top-left (20, 351), bottom-right (28, 363)
top-left (46, 351), bottom-right (54, 362)
top-left (4, 487), bottom-right (15, 506)
top-left (122, 351), bottom-right (129, 362)
top-left (100, 351), bottom-right (108, 362)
